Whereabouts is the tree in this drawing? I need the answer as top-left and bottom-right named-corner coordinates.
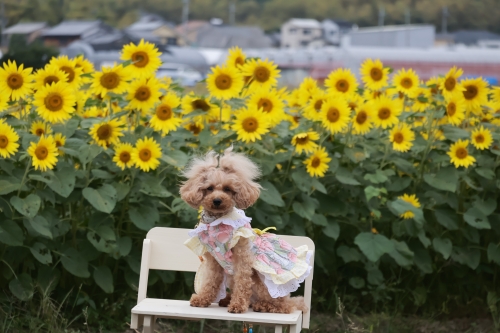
top-left (0, 35), bottom-right (59, 70)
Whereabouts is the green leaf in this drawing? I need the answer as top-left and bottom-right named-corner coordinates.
top-left (366, 266), bottom-right (384, 285)
top-left (10, 194), bottom-right (41, 218)
top-left (0, 179), bottom-right (21, 195)
top-left (364, 186), bottom-right (385, 202)
top-left (9, 273), bottom-right (33, 301)
top-left (292, 202), bottom-right (315, 220)
top-left (28, 215), bottom-right (53, 239)
top-left (487, 243), bottom-right (500, 265)
top-left (442, 125), bottom-right (469, 141)
top-left (161, 150), bottom-right (189, 168)
top-left (388, 239), bottom-right (414, 267)
top-left (336, 245), bottom-right (363, 263)
top-left (93, 266), bottom-right (114, 293)
top-left (82, 184), bottom-right (117, 213)
top-left (434, 209), bottom-right (459, 230)
top-left (322, 221), bottom-right (339, 239)
top-left (423, 167), bottom-right (458, 193)
top-left (0, 220), bottom-right (24, 246)
top-left (91, 169), bottom-right (114, 180)
top-left (291, 170), bottom-right (312, 192)
top-left (344, 147), bottom-right (367, 163)
top-left (364, 170), bottom-right (388, 184)
top-left (78, 144), bottom-right (102, 164)
top-left (335, 167), bottom-right (360, 186)
top-left (386, 177), bottom-right (412, 192)
top-left (475, 167), bottom-right (495, 180)
top-left (87, 227), bottom-right (116, 254)
top-left (349, 277), bottom-right (365, 289)
top-left (354, 232), bottom-right (395, 262)
top-left (114, 182), bottom-right (130, 201)
top-left (259, 181), bottom-right (285, 207)
top-left (61, 248), bottom-right (90, 278)
top-left (474, 197), bottom-right (497, 216)
top-left (464, 207), bottom-right (491, 229)
top-left (118, 237), bottom-right (132, 257)
top-left (412, 247), bottom-right (433, 274)
top-left (387, 199), bottom-right (425, 227)
top-left (311, 178), bottom-right (327, 194)
top-left (140, 177), bottom-right (172, 197)
top-left (30, 242), bottom-right (52, 264)
top-left (311, 214), bottom-right (327, 226)
top-left (432, 237), bottom-right (452, 259)
top-left (129, 205), bottom-right (159, 231)
top-left (452, 247), bottom-right (480, 269)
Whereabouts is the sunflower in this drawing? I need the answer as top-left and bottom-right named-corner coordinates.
top-left (360, 59), bottom-right (390, 90)
top-left (89, 119), bottom-right (125, 148)
top-left (247, 88), bottom-right (285, 126)
top-left (303, 88), bottom-right (327, 121)
top-left (150, 92), bottom-right (183, 135)
top-left (389, 124), bottom-right (415, 152)
top-left (398, 194), bottom-right (420, 219)
top-left (159, 76), bottom-right (172, 91)
top-left (392, 68), bottom-right (419, 96)
top-left (372, 96), bottom-right (402, 129)
top-left (127, 77), bottom-right (162, 114)
top-left (363, 89), bottom-right (386, 101)
top-left (461, 77), bottom-right (489, 112)
top-left (92, 63), bottom-right (131, 97)
top-left (297, 77), bottom-right (318, 105)
top-left (486, 100), bottom-right (500, 126)
top-left (30, 121), bottom-right (52, 137)
top-left (291, 131), bottom-right (319, 154)
top-left (347, 94), bottom-right (363, 111)
top-left (320, 97), bottom-right (351, 134)
top-left (232, 108), bottom-right (270, 143)
top-left (33, 64), bottom-right (68, 90)
top-left (184, 121), bottom-right (205, 135)
top-left (54, 133), bottom-right (66, 155)
top-left (426, 76), bottom-right (442, 96)
top-left (410, 86), bottom-right (431, 112)
top-left (304, 147), bottom-right (331, 178)
top-left (181, 94), bottom-right (218, 123)
top-left (112, 142), bottom-right (135, 170)
top-left (447, 139), bottom-right (476, 168)
top-left (74, 55), bottom-right (94, 74)
top-left (33, 81), bottom-right (76, 123)
top-left (286, 88), bottom-right (302, 108)
top-left (226, 46), bottom-right (246, 69)
top-left (0, 60), bottom-right (34, 100)
top-left (49, 56), bottom-right (82, 90)
top-left (471, 126), bottom-right (493, 150)
top-left (285, 110), bottom-right (301, 130)
top-left (82, 106), bottom-right (108, 118)
top-left (491, 87), bottom-right (500, 103)
top-left (444, 95), bottom-right (466, 126)
top-left (131, 137), bottom-right (162, 172)
top-left (241, 58), bottom-right (280, 90)
top-left (324, 68), bottom-right (358, 97)
top-left (440, 67), bottom-right (465, 98)
top-left (352, 102), bottom-right (374, 135)
top-left (121, 39), bottom-right (162, 79)
top-left (206, 65), bottom-right (244, 100)
top-left (0, 122), bottom-right (20, 158)
top-left (27, 135), bottom-right (58, 171)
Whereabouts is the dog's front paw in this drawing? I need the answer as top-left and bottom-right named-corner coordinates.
top-left (190, 294), bottom-right (211, 307)
top-left (218, 295), bottom-right (231, 307)
top-left (228, 303), bottom-right (248, 313)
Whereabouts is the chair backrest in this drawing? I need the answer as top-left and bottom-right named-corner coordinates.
top-left (137, 227), bottom-right (315, 329)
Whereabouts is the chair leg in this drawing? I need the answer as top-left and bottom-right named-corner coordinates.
top-left (142, 315), bottom-right (156, 333)
top-left (275, 325), bottom-right (283, 333)
top-left (289, 324), bottom-right (300, 333)
top-left (130, 313), bottom-right (139, 329)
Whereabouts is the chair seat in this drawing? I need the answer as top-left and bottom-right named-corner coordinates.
top-left (132, 298), bottom-right (302, 325)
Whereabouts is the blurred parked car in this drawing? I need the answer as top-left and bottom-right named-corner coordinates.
top-left (156, 63), bottom-right (203, 86)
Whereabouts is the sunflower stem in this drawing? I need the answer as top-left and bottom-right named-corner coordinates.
top-left (17, 158), bottom-right (31, 197)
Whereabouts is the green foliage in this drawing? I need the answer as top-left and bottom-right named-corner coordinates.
top-left (0, 35), bottom-right (58, 70)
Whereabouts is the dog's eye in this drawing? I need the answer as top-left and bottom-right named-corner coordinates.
top-left (206, 186), bottom-right (213, 191)
top-left (223, 187), bottom-right (231, 192)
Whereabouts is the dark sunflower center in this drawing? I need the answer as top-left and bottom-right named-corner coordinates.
top-left (55, 140), bottom-right (62, 148)
top-left (394, 132), bottom-right (404, 143)
top-left (8, 73), bottom-right (23, 89)
top-left (314, 99), bottom-right (323, 111)
top-left (348, 102), bottom-right (357, 111)
top-left (44, 93), bottom-right (63, 112)
top-left (0, 135), bottom-right (8, 148)
top-left (447, 102), bottom-right (456, 116)
top-left (60, 66), bottom-right (75, 82)
top-left (139, 148), bottom-right (151, 161)
top-left (254, 66), bottom-right (270, 83)
top-left (97, 124), bottom-right (112, 140)
top-left (431, 87), bottom-right (439, 95)
top-left (132, 51), bottom-right (149, 68)
top-left (295, 135), bottom-right (309, 145)
top-left (398, 92), bottom-right (405, 100)
top-left (35, 128), bottom-right (44, 136)
top-left (475, 134), bottom-right (485, 143)
top-left (327, 108), bottom-right (340, 122)
top-left (456, 147), bottom-right (468, 159)
top-left (336, 79), bottom-right (349, 93)
top-left (120, 151), bottom-right (131, 163)
top-left (235, 57), bottom-right (244, 66)
top-left (258, 98), bottom-right (273, 112)
top-left (463, 85), bottom-right (478, 100)
top-left (44, 75), bottom-right (59, 86)
top-left (192, 99), bottom-right (210, 112)
top-left (311, 157), bottom-right (321, 168)
top-left (156, 105), bottom-right (172, 120)
top-left (378, 107), bottom-right (391, 120)
top-left (215, 74), bottom-right (232, 90)
top-left (242, 117), bottom-right (258, 132)
top-left (100, 72), bottom-right (119, 89)
top-left (188, 124), bottom-right (202, 134)
top-left (373, 91), bottom-right (382, 98)
top-left (370, 68), bottom-right (382, 81)
top-left (356, 111), bottom-right (367, 124)
top-left (135, 86), bottom-right (151, 101)
top-left (401, 78), bottom-right (412, 89)
top-left (35, 146), bottom-right (48, 160)
top-left (444, 77), bottom-right (456, 91)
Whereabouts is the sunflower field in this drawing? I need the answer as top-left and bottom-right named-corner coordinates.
top-left (1, 40), bottom-right (500, 330)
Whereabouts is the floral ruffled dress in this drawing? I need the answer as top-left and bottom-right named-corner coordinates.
top-left (184, 208), bottom-right (312, 301)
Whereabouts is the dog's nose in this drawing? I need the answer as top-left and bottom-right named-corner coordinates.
top-left (213, 198), bottom-right (222, 206)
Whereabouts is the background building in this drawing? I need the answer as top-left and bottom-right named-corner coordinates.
top-left (281, 19), bottom-right (323, 49)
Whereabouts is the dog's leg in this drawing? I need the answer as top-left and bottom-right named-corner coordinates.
top-left (190, 254), bottom-right (224, 307)
top-left (228, 238), bottom-right (254, 313)
top-left (251, 271), bottom-right (295, 314)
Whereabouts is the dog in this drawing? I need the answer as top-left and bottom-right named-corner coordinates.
top-left (180, 147), bottom-right (311, 314)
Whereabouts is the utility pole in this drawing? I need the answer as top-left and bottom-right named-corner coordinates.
top-left (378, 6), bottom-right (385, 26)
top-left (182, 0), bottom-right (190, 26)
top-left (441, 6), bottom-right (448, 34)
top-left (405, 8), bottom-right (411, 25)
top-left (229, 1), bottom-right (236, 26)
top-left (0, 0), bottom-right (7, 48)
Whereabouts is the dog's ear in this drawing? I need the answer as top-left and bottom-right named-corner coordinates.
top-left (234, 179), bottom-right (261, 209)
top-left (180, 151), bottom-right (218, 209)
